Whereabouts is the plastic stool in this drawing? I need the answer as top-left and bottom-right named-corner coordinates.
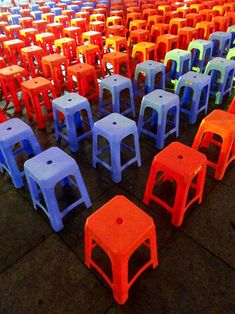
top-left (42, 13), bottom-right (55, 24)
top-left (106, 16), bottom-right (123, 27)
top-left (0, 118), bottom-right (41, 188)
top-left (52, 93), bottom-right (94, 152)
top-left (3, 39), bottom-right (24, 65)
top-left (131, 42), bottom-right (157, 71)
top-left (19, 17), bottom-right (33, 29)
top-left (156, 34), bottom-right (178, 62)
top-left (176, 71), bottom-right (211, 124)
top-left (178, 27), bottom-right (198, 50)
top-left (24, 147), bottom-right (91, 231)
top-left (42, 54), bottom-right (68, 96)
top-left (103, 51), bottom-right (131, 78)
top-left (71, 17), bottom-right (87, 33)
top-left (138, 89), bottom-right (179, 149)
top-left (150, 23), bottom-right (169, 42)
top-left (205, 57), bottom-right (235, 105)
top-left (21, 77), bottom-right (56, 129)
top-left (93, 113), bottom-right (141, 182)
top-left (54, 37), bottom-right (77, 65)
top-left (163, 11), bottom-right (180, 24)
top-left (36, 32), bottom-right (55, 54)
top-left (169, 18), bottom-right (187, 35)
top-left (106, 36), bottom-right (128, 53)
top-left (107, 25), bottom-right (126, 37)
top-left (128, 29), bottom-right (149, 48)
top-left (19, 28), bottom-right (38, 46)
top-left (196, 21), bottom-right (214, 39)
top-left (176, 6), bottom-right (191, 18)
top-left (21, 45), bottom-right (43, 78)
top-left (89, 21), bottom-right (106, 35)
top-left (99, 74), bottom-right (135, 117)
top-left (46, 22), bottom-right (63, 39)
top-left (227, 25), bottom-right (235, 48)
top-left (188, 39), bottom-right (213, 72)
top-left (67, 63), bottom-right (99, 101)
top-left (164, 49), bottom-right (191, 87)
top-left (85, 195), bottom-right (158, 304)
top-left (192, 109), bottom-right (235, 180)
top-left (32, 20), bottom-right (47, 33)
top-left (134, 60), bottom-right (166, 96)
top-left (0, 109), bottom-right (6, 122)
top-left (31, 10), bottom-right (43, 21)
top-left (54, 15), bottom-right (69, 28)
top-left (209, 31), bottom-right (232, 58)
top-left (0, 57), bottom-right (6, 69)
top-left (5, 25), bottom-right (22, 39)
top-left (8, 14), bottom-right (21, 25)
top-left (126, 12), bottom-right (142, 28)
top-left (82, 31), bottom-right (104, 53)
top-left (228, 96), bottom-right (235, 114)
top-left (0, 65), bottom-right (28, 113)
top-left (186, 13), bottom-right (202, 27)
top-left (63, 26), bottom-right (81, 45)
top-left (212, 16), bottom-right (229, 32)
top-left (143, 141), bottom-right (207, 226)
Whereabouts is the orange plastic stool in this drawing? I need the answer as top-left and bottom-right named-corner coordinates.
top-left (176, 6), bottom-right (191, 18)
top-left (129, 19), bottom-right (146, 31)
top-left (21, 45), bottom-right (43, 78)
top-left (0, 21), bottom-right (8, 34)
top-left (190, 3), bottom-right (204, 13)
top-left (178, 27), bottom-right (198, 50)
top-left (0, 65), bottom-right (28, 112)
top-left (156, 34), bottom-right (178, 62)
top-left (42, 53), bottom-right (68, 95)
top-left (228, 96), bottom-right (235, 114)
top-left (5, 25), bottom-right (22, 40)
top-left (128, 29), bottom-right (149, 47)
top-left (106, 16), bottom-right (123, 27)
top-left (150, 23), bottom-right (169, 42)
top-left (3, 39), bottom-right (25, 65)
top-left (70, 18), bottom-right (87, 33)
top-left (106, 36), bottom-right (128, 53)
top-left (63, 26), bottom-right (81, 45)
top-left (200, 9), bottom-right (213, 22)
top-left (163, 11), bottom-right (179, 24)
top-left (212, 5), bottom-right (225, 17)
top-left (126, 12), bottom-right (142, 28)
top-left (21, 77), bottom-right (56, 129)
top-left (196, 21), bottom-right (214, 39)
top-left (103, 51), bottom-right (131, 77)
top-left (157, 5), bottom-right (171, 16)
top-left (147, 14), bottom-right (164, 30)
top-left (19, 17), bottom-right (33, 29)
top-left (46, 23), bottom-right (63, 40)
top-left (36, 32), bottom-right (55, 54)
top-left (54, 37), bottom-right (77, 65)
top-left (212, 16), bottom-right (229, 32)
top-left (54, 15), bottom-right (69, 28)
top-left (169, 18), bottom-right (187, 35)
top-left (19, 28), bottom-right (38, 46)
top-left (192, 109), bottom-right (235, 180)
top-left (186, 13), bottom-right (202, 27)
top-left (225, 12), bottom-right (235, 26)
top-left (85, 195), bottom-right (158, 304)
top-left (76, 11), bottom-right (90, 23)
top-left (39, 6), bottom-right (50, 14)
top-left (81, 6), bottom-right (93, 15)
top-left (143, 8), bottom-right (157, 20)
top-left (107, 25), bottom-right (126, 37)
top-left (67, 63), bottom-right (99, 100)
top-left (82, 31), bottom-right (104, 53)
top-left (77, 43), bottom-right (104, 77)
top-left (143, 142), bottom-right (207, 227)
top-left (32, 20), bottom-right (47, 33)
top-left (89, 21), bottom-right (106, 35)
top-left (132, 42), bottom-right (156, 70)
top-left (20, 9), bottom-right (31, 18)
top-left (41, 13), bottom-right (55, 24)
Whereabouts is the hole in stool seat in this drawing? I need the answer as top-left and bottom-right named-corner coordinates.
top-left (112, 122), bottom-right (117, 125)
top-left (68, 99), bottom-right (72, 101)
top-left (178, 155), bottom-right (183, 159)
top-left (47, 160), bottom-right (53, 164)
top-left (6, 127), bottom-right (12, 130)
top-left (116, 217), bottom-right (123, 224)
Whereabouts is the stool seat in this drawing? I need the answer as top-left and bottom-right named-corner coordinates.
top-left (188, 39), bottom-right (213, 72)
top-left (209, 31), bottom-right (232, 57)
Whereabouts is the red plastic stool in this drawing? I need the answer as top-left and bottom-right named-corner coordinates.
top-left (61, 9), bottom-right (75, 21)
top-left (143, 8), bottom-right (157, 20)
top-left (19, 17), bottom-right (33, 29)
top-left (228, 96), bottom-right (235, 114)
top-left (67, 63), bottom-right (99, 100)
top-left (71, 18), bottom-right (87, 33)
top-left (20, 9), bottom-right (31, 18)
top-left (46, 22), bottom-right (63, 39)
top-left (19, 28), bottom-right (38, 46)
top-left (200, 9), bottom-right (213, 22)
top-left (126, 12), bottom-right (142, 28)
top-left (21, 45), bottom-right (43, 78)
top-left (54, 15), bottom-right (69, 28)
top-left (186, 13), bottom-right (202, 27)
top-left (32, 20), bottom-right (47, 33)
top-left (63, 26), bottom-right (81, 45)
top-left (0, 34), bottom-right (7, 57)
top-left (178, 27), bottom-right (198, 50)
top-left (107, 25), bottom-right (126, 37)
top-left (5, 25), bottom-right (22, 39)
top-left (42, 53), bottom-right (68, 96)
top-left (42, 13), bottom-right (55, 24)
top-left (3, 39), bottom-right (25, 65)
top-left (85, 195), bottom-right (158, 304)
top-left (225, 12), bottom-right (235, 26)
top-left (39, 6), bottom-right (51, 14)
top-left (36, 32), bottom-right (55, 54)
top-left (196, 21), bottom-right (214, 39)
top-left (143, 141), bottom-right (207, 226)
top-left (103, 51), bottom-right (131, 78)
top-left (21, 77), bottom-right (56, 129)
top-left (150, 23), bottom-right (169, 42)
top-left (0, 21), bottom-right (8, 34)
top-left (192, 109), bottom-right (235, 180)
top-left (156, 34), bottom-right (178, 62)
top-left (176, 6), bottom-right (191, 18)
top-left (0, 108), bottom-right (6, 122)
top-left (147, 14), bottom-right (163, 30)
top-left (89, 21), bottom-right (106, 36)
top-left (82, 31), bottom-right (104, 53)
top-left (169, 18), bottom-right (187, 35)
top-left (90, 13), bottom-right (105, 23)
top-left (129, 19), bottom-right (146, 32)
top-left (0, 65), bottom-right (28, 112)
top-left (54, 37), bottom-right (77, 65)
top-left (0, 57), bottom-right (6, 68)
top-left (76, 11), bottom-right (89, 23)
top-left (212, 16), bottom-right (229, 32)
top-left (128, 29), bottom-right (149, 47)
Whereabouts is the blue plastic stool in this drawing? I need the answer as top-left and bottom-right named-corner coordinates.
top-left (164, 49), bottom-right (191, 87)
top-left (0, 118), bottom-right (41, 188)
top-left (227, 25), bottom-right (235, 48)
top-left (30, 11), bottom-right (43, 20)
top-left (99, 74), bottom-right (135, 118)
top-left (10, 7), bottom-right (20, 15)
top-left (24, 147), bottom-right (91, 232)
top-left (209, 31), bottom-right (232, 58)
top-left (8, 14), bottom-right (21, 25)
top-left (29, 4), bottom-right (40, 11)
top-left (176, 71), bottom-right (211, 124)
top-left (138, 89), bottom-right (179, 149)
top-left (188, 39), bottom-right (213, 73)
top-left (47, 2), bottom-right (56, 8)
top-left (93, 113), bottom-right (141, 183)
top-left (52, 93), bottom-right (94, 153)
top-left (61, 0), bottom-right (72, 5)
top-left (134, 60), bottom-right (165, 97)
top-left (68, 5), bottom-right (80, 12)
top-left (204, 57), bottom-right (235, 105)
top-left (83, 2), bottom-right (96, 8)
top-left (51, 8), bottom-right (63, 16)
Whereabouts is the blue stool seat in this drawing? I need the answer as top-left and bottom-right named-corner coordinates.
top-left (61, 0), bottom-right (72, 5)
top-left (227, 25), bottom-right (235, 48)
top-left (138, 89), bottom-right (179, 149)
top-left (134, 60), bottom-right (165, 97)
top-left (47, 2), bottom-right (56, 8)
top-left (51, 8), bottom-right (63, 16)
top-left (29, 4), bottom-right (40, 12)
top-left (176, 71), bottom-right (211, 124)
top-left (99, 74), bottom-right (135, 117)
top-left (8, 14), bottom-right (21, 25)
top-left (82, 2), bottom-right (96, 8)
top-left (24, 147), bottom-right (91, 232)
top-left (68, 5), bottom-right (80, 12)
top-left (209, 31), bottom-right (232, 58)
top-left (30, 11), bottom-right (43, 20)
top-left (164, 49), bottom-right (191, 87)
top-left (0, 118), bottom-right (41, 188)
top-left (93, 113), bottom-right (141, 183)
top-left (204, 57), bottom-right (235, 105)
top-left (52, 93), bottom-right (94, 153)
top-left (10, 7), bottom-right (20, 15)
top-left (188, 39), bottom-right (213, 73)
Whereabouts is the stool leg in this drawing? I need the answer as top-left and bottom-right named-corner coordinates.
top-left (112, 256), bottom-right (129, 304)
top-left (84, 227), bottom-right (93, 268)
top-left (2, 147), bottom-right (24, 188)
top-left (111, 141), bottom-right (122, 183)
top-left (215, 137), bottom-right (234, 180)
top-left (74, 168), bottom-right (92, 208)
top-left (133, 131), bottom-right (142, 167)
top-left (25, 173), bottom-right (41, 209)
top-left (149, 226), bottom-right (158, 268)
top-left (143, 166), bottom-right (157, 205)
top-left (172, 181), bottom-right (189, 226)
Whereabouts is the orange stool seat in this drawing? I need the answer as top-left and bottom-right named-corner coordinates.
top-left (54, 15), bottom-right (69, 28)
top-left (128, 29), bottom-right (149, 47)
top-left (150, 23), bottom-right (169, 42)
top-left (163, 11), bottom-right (180, 24)
top-left (63, 26), bottom-right (81, 45)
top-left (106, 36), bottom-right (128, 53)
top-left (192, 109), bottom-right (235, 180)
top-left (169, 18), bottom-right (187, 35)
top-left (178, 27), bottom-right (198, 50)
top-left (200, 9), bottom-right (213, 22)
top-left (103, 51), bottom-right (131, 77)
top-left (21, 45), bottom-right (43, 78)
top-left (85, 195), bottom-right (158, 304)
top-left (32, 20), bottom-right (47, 33)
top-left (19, 17), bottom-right (33, 29)
top-left (143, 142), bottom-right (207, 226)
top-left (19, 28), bottom-right (38, 46)
top-left (54, 37), bottom-right (77, 65)
top-left (146, 14), bottom-right (163, 30)
top-left (89, 21), bottom-right (106, 35)
top-left (0, 65), bottom-right (28, 112)
top-left (46, 23), bottom-right (63, 40)
top-left (129, 19), bottom-right (146, 31)
top-left (186, 13), bottom-right (202, 27)
top-left (67, 63), bottom-right (99, 100)
top-left (5, 25), bottom-right (21, 40)
top-left (107, 25), bottom-right (126, 37)
top-left (3, 39), bottom-right (25, 65)
top-left (36, 32), bottom-right (55, 54)
top-left (21, 77), bottom-right (56, 129)
top-left (196, 21), bottom-right (214, 40)
top-left (156, 34), bottom-right (178, 62)
top-left (42, 53), bottom-right (68, 95)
